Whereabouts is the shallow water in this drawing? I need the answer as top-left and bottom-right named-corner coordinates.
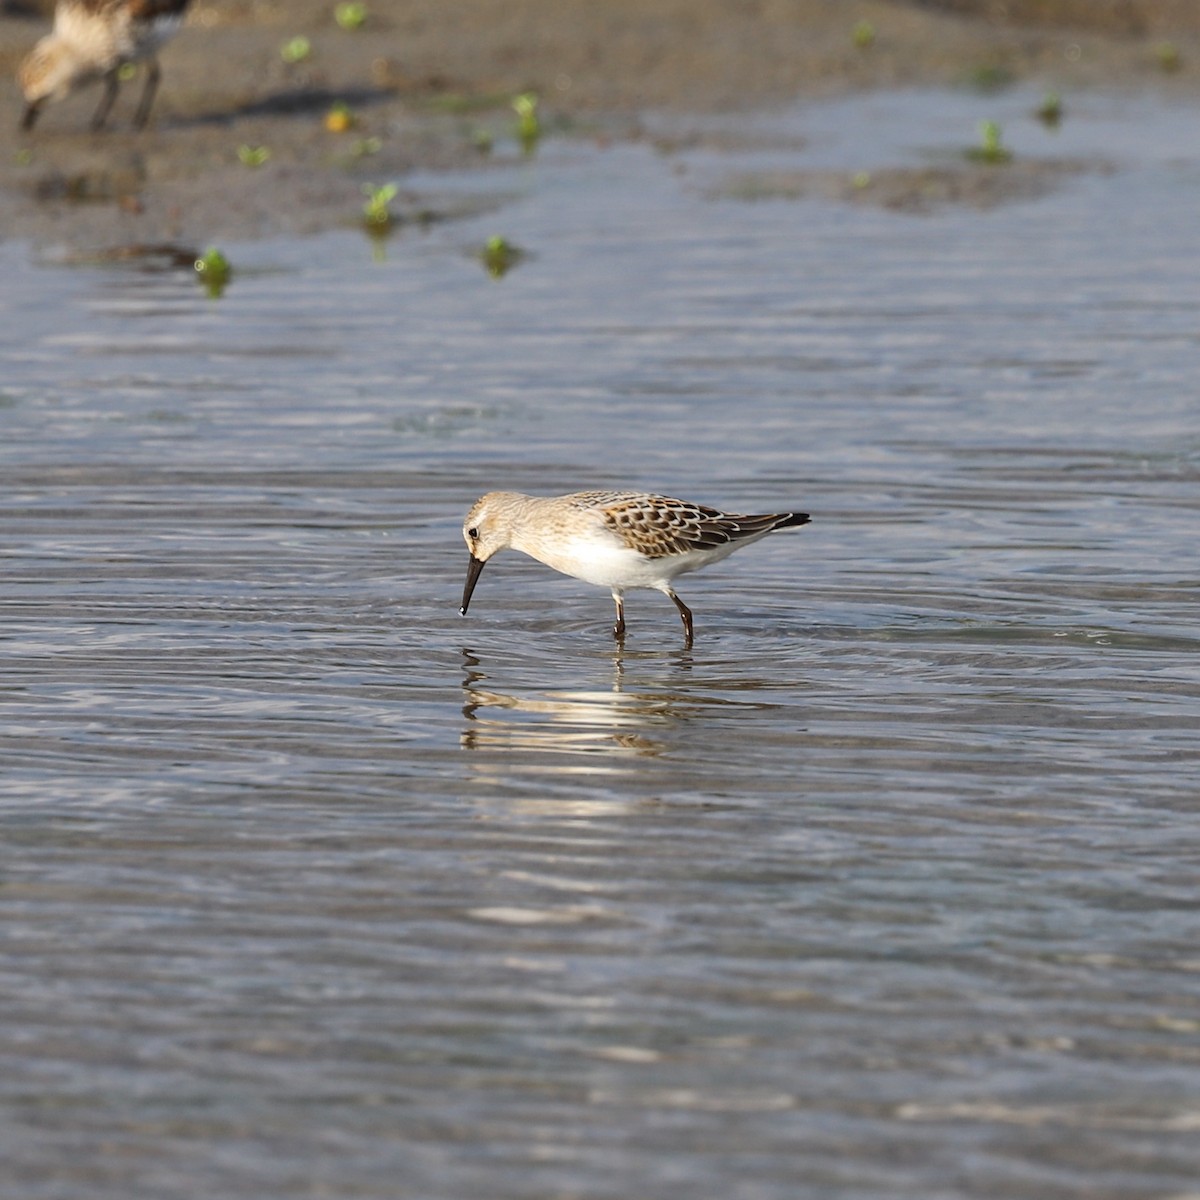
top-left (2, 89), bottom-right (1199, 1199)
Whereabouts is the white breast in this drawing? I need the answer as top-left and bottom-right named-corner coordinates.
top-left (552, 538), bottom-right (668, 589)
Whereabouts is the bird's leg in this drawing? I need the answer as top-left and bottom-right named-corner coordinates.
top-left (668, 590), bottom-right (694, 647)
top-left (90, 69), bottom-right (121, 131)
top-left (133, 59), bottom-right (161, 129)
top-left (20, 99), bottom-right (44, 132)
top-left (612, 592), bottom-right (626, 640)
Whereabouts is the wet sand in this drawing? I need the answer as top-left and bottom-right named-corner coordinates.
top-left (1, 0), bottom-right (1197, 248)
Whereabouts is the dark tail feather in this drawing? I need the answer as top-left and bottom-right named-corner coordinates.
top-left (775, 512), bottom-right (811, 529)
top-left (719, 510), bottom-right (811, 543)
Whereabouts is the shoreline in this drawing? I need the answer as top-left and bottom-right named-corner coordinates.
top-left (1, 0), bottom-right (1197, 249)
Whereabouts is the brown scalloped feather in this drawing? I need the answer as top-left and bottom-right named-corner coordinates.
top-left (589, 492), bottom-right (809, 560)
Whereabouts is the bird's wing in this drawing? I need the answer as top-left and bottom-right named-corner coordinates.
top-left (597, 495), bottom-right (791, 559)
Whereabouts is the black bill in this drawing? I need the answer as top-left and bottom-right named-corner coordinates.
top-left (460, 554), bottom-right (486, 616)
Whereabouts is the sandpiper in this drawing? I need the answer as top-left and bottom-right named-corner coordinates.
top-left (460, 490), bottom-right (811, 645)
top-left (18, 0), bottom-right (191, 132)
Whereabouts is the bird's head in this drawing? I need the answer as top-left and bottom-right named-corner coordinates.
top-left (460, 492), bottom-right (522, 615)
top-left (18, 37), bottom-right (94, 107)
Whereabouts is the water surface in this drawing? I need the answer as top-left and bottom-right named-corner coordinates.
top-left (1, 89), bottom-right (1198, 1199)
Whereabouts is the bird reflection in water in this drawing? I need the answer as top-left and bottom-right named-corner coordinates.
top-left (459, 646), bottom-right (693, 759)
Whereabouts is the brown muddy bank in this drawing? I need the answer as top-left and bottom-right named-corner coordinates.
top-left (0, 0), bottom-right (1196, 248)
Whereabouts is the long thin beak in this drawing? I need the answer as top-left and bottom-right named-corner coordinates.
top-left (460, 554), bottom-right (486, 616)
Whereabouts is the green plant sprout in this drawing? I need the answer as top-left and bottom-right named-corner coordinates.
top-left (471, 127), bottom-right (494, 155)
top-left (851, 20), bottom-right (875, 49)
top-left (237, 144), bottom-right (271, 167)
top-left (1036, 91), bottom-right (1063, 126)
top-left (350, 136), bottom-right (382, 157)
top-left (194, 247), bottom-right (231, 298)
top-left (362, 182), bottom-right (399, 231)
top-left (512, 92), bottom-right (540, 154)
top-left (967, 120), bottom-right (1012, 164)
top-left (281, 36), bottom-right (312, 64)
top-left (334, 2), bottom-right (367, 30)
top-left (480, 235), bottom-right (524, 279)
top-left (1155, 42), bottom-right (1182, 72)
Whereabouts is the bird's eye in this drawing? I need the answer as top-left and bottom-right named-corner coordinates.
top-left (467, 527), bottom-right (479, 539)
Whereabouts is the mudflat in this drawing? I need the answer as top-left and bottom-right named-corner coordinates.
top-left (1, 0), bottom-right (1197, 247)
